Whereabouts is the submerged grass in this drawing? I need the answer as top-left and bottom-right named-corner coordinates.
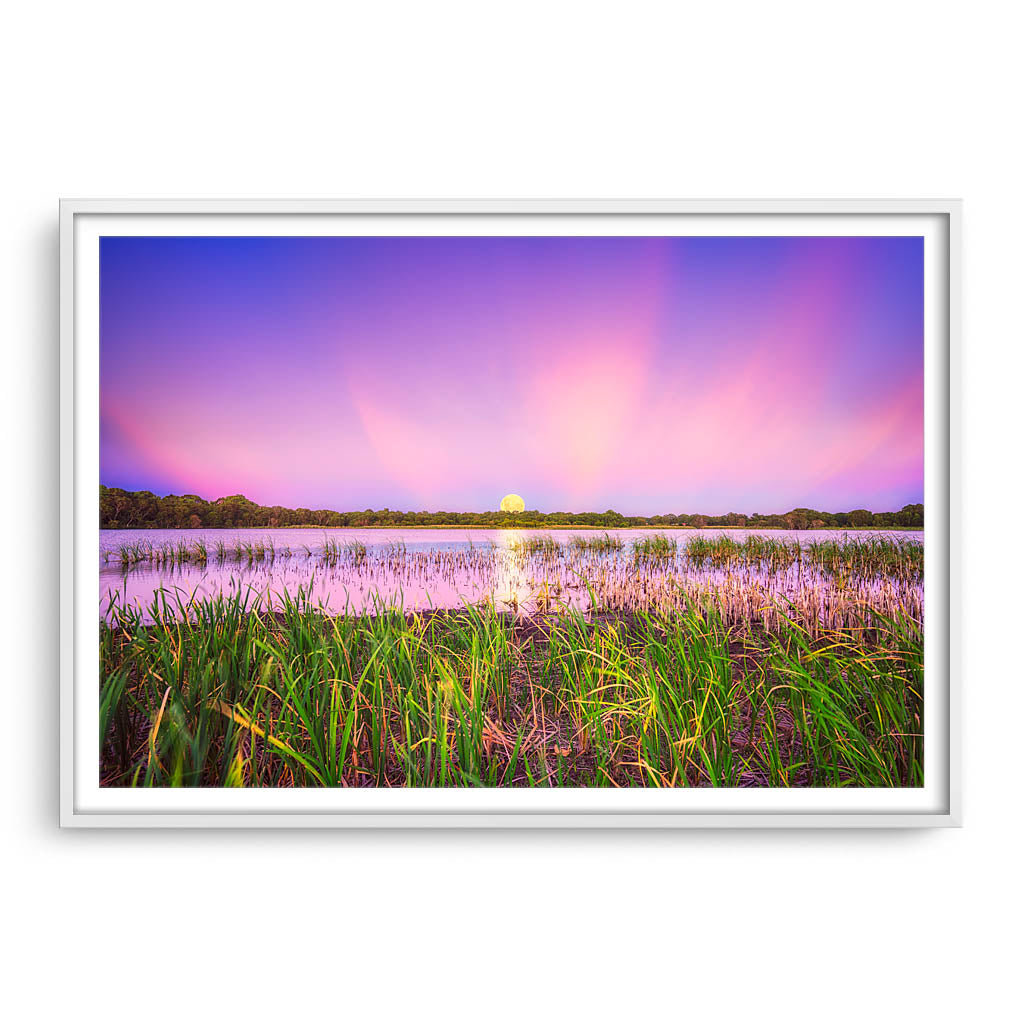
top-left (106, 531), bottom-right (923, 587)
top-left (510, 535), bottom-right (561, 557)
top-left (569, 532), bottom-right (625, 554)
top-left (100, 586), bottom-right (922, 789)
top-left (111, 537), bottom-right (278, 567)
top-left (684, 533), bottom-right (922, 581)
top-left (632, 534), bottom-right (677, 563)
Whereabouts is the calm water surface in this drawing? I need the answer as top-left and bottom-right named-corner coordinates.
top-left (100, 527), bottom-right (924, 621)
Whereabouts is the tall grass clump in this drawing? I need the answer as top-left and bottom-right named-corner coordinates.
top-left (344, 539), bottom-right (368, 563)
top-left (686, 535), bottom-right (798, 570)
top-left (683, 533), bottom-right (923, 581)
top-left (511, 535), bottom-right (561, 557)
top-left (569, 533), bottom-right (624, 554)
top-left (632, 534), bottom-right (677, 564)
top-left (805, 536), bottom-right (923, 582)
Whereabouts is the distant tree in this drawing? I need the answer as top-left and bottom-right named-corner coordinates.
top-left (896, 503), bottom-right (924, 527)
top-left (216, 494), bottom-right (261, 528)
top-left (100, 485), bottom-right (131, 527)
top-left (128, 491), bottom-right (158, 526)
top-left (97, 486), bottom-right (922, 533)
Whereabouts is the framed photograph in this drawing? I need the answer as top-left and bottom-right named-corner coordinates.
top-left (60, 199), bottom-right (959, 827)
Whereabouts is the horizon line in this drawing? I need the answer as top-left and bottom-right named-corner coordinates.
top-left (99, 484), bottom-right (922, 519)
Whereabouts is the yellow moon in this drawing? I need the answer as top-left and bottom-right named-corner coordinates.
top-left (500, 493), bottom-right (525, 513)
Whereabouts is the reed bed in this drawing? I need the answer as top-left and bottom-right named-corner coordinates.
top-left (569, 532), bottom-right (625, 553)
top-left (683, 533), bottom-right (922, 581)
top-left (579, 570), bottom-right (922, 637)
top-left (108, 536), bottom-right (279, 567)
top-left (103, 534), bottom-right (924, 636)
top-left (103, 533), bottom-right (922, 587)
top-left (804, 536), bottom-right (923, 582)
top-left (510, 535), bottom-right (562, 557)
top-left (632, 534), bottom-right (677, 563)
top-left (100, 585), bottom-right (922, 788)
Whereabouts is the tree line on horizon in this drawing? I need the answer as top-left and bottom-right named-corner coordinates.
top-left (99, 486), bottom-right (925, 531)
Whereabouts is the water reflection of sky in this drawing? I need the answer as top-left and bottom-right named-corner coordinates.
top-left (100, 527), bottom-right (924, 623)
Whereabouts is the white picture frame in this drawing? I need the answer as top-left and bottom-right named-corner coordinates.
top-left (60, 198), bottom-right (960, 828)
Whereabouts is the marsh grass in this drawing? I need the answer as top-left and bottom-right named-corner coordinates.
top-left (684, 533), bottom-right (922, 581)
top-left (100, 584), bottom-right (922, 789)
top-left (106, 530), bottom-right (922, 587)
top-left (804, 536), bottom-right (923, 582)
top-left (569, 532), bottom-right (625, 554)
top-left (511, 535), bottom-right (561, 557)
top-left (113, 536), bottom-right (277, 568)
top-left (343, 539), bottom-right (368, 563)
top-left (632, 534), bottom-right (677, 563)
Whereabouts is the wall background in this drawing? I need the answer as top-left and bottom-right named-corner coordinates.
top-left (3, 2), bottom-right (1019, 1019)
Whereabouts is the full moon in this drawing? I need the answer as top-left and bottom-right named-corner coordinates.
top-left (500, 493), bottom-right (525, 513)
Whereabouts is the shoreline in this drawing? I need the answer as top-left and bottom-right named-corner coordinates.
top-left (99, 524), bottom-right (925, 532)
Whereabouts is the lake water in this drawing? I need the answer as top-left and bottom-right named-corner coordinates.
top-left (100, 527), bottom-right (924, 625)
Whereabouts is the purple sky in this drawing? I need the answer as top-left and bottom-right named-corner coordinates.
top-left (100, 235), bottom-right (923, 515)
